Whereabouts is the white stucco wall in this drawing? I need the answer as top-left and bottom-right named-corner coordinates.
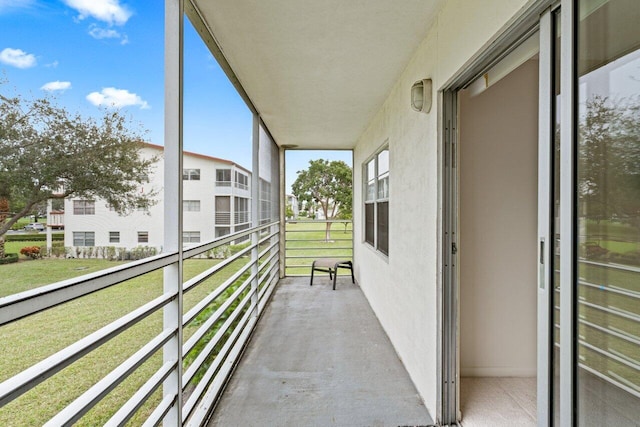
top-left (352, 0), bottom-right (533, 419)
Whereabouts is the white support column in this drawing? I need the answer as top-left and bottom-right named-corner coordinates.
top-left (46, 199), bottom-right (52, 255)
top-left (279, 146), bottom-right (286, 278)
top-left (163, 0), bottom-right (183, 424)
top-left (560, 2), bottom-right (576, 426)
top-left (251, 113), bottom-right (260, 315)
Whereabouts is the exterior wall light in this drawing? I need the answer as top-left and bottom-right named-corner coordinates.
top-left (411, 78), bottom-right (432, 113)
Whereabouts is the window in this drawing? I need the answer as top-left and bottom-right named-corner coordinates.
top-left (137, 231), bottom-right (149, 244)
top-left (109, 231), bottom-right (120, 243)
top-left (182, 168), bottom-right (200, 181)
top-left (234, 171), bottom-right (248, 190)
top-left (183, 200), bottom-right (201, 212)
top-left (216, 169), bottom-right (231, 186)
top-left (364, 147), bottom-right (389, 255)
top-left (73, 200), bottom-right (95, 215)
top-left (182, 231), bottom-right (200, 244)
top-left (73, 231), bottom-right (95, 247)
top-left (234, 197), bottom-right (249, 223)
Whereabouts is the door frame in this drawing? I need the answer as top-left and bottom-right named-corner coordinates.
top-left (438, 2), bottom-right (557, 425)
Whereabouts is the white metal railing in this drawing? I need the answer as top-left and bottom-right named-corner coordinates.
top-left (285, 219), bottom-right (353, 276)
top-left (0, 221), bottom-right (280, 425)
top-left (235, 211), bottom-right (249, 224)
top-left (553, 259), bottom-right (640, 398)
top-left (215, 211), bottom-right (231, 225)
top-left (214, 181), bottom-right (232, 187)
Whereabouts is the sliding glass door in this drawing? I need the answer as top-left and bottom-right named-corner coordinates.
top-left (575, 0), bottom-right (640, 424)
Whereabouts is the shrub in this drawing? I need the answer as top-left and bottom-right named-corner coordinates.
top-left (38, 242), bottom-right (66, 258)
top-left (5, 233), bottom-right (64, 242)
top-left (20, 246), bottom-right (41, 259)
top-left (0, 253), bottom-right (19, 265)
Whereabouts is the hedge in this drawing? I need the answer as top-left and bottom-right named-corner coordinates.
top-left (4, 233), bottom-right (64, 242)
top-left (0, 253), bottom-right (19, 265)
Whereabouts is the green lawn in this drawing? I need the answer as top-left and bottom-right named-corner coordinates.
top-left (0, 256), bottom-right (247, 425)
top-left (4, 240), bottom-right (52, 260)
top-left (285, 221), bottom-right (353, 276)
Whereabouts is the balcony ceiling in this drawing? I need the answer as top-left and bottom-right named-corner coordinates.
top-left (189, 0), bottom-right (444, 150)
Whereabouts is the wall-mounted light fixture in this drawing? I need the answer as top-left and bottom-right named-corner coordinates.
top-left (411, 78), bottom-right (432, 113)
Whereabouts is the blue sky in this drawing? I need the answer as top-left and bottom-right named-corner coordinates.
top-left (0, 0), bottom-right (351, 193)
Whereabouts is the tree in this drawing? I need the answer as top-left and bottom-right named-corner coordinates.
top-left (578, 95), bottom-right (640, 226)
top-left (291, 159), bottom-right (352, 241)
top-left (0, 86), bottom-right (158, 258)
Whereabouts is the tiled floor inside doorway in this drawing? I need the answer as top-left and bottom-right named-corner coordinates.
top-left (460, 377), bottom-right (536, 427)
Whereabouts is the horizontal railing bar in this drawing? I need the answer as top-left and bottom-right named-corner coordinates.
top-left (579, 363), bottom-right (640, 400)
top-left (0, 251), bottom-right (179, 326)
top-left (285, 233), bottom-right (353, 237)
top-left (580, 280), bottom-right (640, 300)
top-left (579, 259), bottom-right (640, 274)
top-left (183, 221), bottom-right (278, 259)
top-left (183, 275), bottom-right (253, 359)
top-left (580, 340), bottom-right (640, 373)
top-left (579, 299), bottom-right (640, 323)
top-left (258, 252), bottom-right (278, 276)
top-left (258, 230), bottom-right (279, 245)
top-left (286, 255), bottom-right (353, 260)
top-left (286, 220), bottom-right (352, 224)
top-left (142, 392), bottom-right (176, 427)
top-left (182, 293), bottom-right (255, 420)
top-left (580, 318), bottom-right (640, 346)
top-left (185, 312), bottom-right (258, 427)
top-left (0, 291), bottom-right (175, 408)
top-left (107, 360), bottom-right (176, 426)
top-left (259, 268), bottom-right (278, 303)
top-left (182, 260), bottom-right (254, 327)
top-left (183, 243), bottom-right (254, 295)
top-left (45, 329), bottom-right (175, 426)
top-left (258, 242), bottom-right (279, 263)
top-left (285, 247), bottom-right (353, 251)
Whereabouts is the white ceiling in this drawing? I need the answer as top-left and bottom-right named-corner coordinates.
top-left (190, 0), bottom-right (444, 149)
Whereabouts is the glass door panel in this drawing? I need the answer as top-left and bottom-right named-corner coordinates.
top-left (576, 0), bottom-right (640, 424)
top-left (552, 9), bottom-right (561, 426)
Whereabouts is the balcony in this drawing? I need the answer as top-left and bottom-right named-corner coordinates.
top-left (0, 221), bottom-right (431, 425)
top-left (207, 276), bottom-right (431, 426)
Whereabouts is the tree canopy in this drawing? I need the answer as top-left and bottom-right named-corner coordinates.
top-left (291, 159), bottom-right (352, 240)
top-left (578, 95), bottom-right (640, 225)
top-left (0, 86), bottom-right (158, 251)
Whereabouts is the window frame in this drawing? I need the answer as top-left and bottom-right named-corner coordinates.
top-left (137, 231), bottom-right (149, 244)
top-left (109, 231), bottom-right (120, 243)
top-left (363, 144), bottom-right (389, 256)
top-left (182, 168), bottom-right (201, 181)
top-left (73, 200), bottom-right (96, 215)
top-left (73, 231), bottom-right (95, 247)
top-left (183, 200), bottom-right (201, 212)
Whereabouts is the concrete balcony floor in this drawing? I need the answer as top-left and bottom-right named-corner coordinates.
top-left (208, 276), bottom-right (433, 427)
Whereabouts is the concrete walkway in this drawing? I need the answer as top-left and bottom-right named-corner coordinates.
top-left (208, 276), bottom-right (433, 427)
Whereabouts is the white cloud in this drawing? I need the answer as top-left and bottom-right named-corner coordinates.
top-left (41, 81), bottom-right (71, 92)
top-left (88, 24), bottom-right (121, 40)
top-left (0, 0), bottom-right (35, 13)
top-left (86, 87), bottom-right (149, 109)
top-left (0, 48), bottom-right (36, 68)
top-left (45, 60), bottom-right (59, 68)
top-left (63, 0), bottom-right (132, 26)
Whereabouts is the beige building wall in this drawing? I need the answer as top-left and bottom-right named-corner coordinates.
top-left (458, 59), bottom-right (539, 377)
top-left (352, 0), bottom-right (534, 417)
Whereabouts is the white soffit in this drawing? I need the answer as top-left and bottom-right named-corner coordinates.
top-left (189, 0), bottom-right (444, 149)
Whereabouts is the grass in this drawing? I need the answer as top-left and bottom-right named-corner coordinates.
top-left (0, 256), bottom-right (247, 425)
top-left (285, 221), bottom-right (353, 276)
